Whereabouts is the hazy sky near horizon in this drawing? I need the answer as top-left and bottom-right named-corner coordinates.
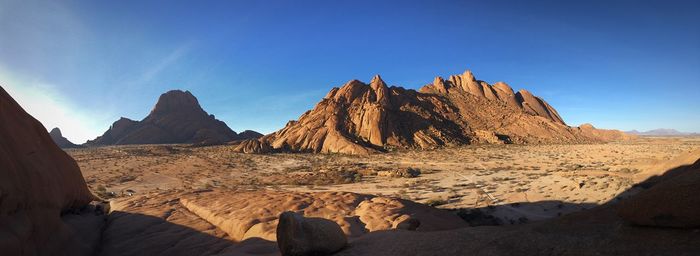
top-left (1, 0), bottom-right (699, 143)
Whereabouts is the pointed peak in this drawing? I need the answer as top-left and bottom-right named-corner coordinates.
top-left (370, 74), bottom-right (385, 84)
top-left (429, 76), bottom-right (450, 94)
top-left (369, 74), bottom-right (388, 90)
top-left (462, 70), bottom-right (475, 81)
top-left (369, 74), bottom-right (390, 105)
top-left (49, 127), bottom-right (61, 136)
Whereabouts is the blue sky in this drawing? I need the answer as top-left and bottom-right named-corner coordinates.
top-left (1, 0), bottom-right (699, 143)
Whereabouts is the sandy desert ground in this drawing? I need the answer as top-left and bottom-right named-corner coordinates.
top-left (69, 136), bottom-right (699, 226)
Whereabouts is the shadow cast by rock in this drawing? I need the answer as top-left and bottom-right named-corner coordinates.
top-left (97, 211), bottom-right (279, 256)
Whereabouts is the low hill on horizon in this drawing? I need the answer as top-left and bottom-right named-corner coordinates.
top-left (626, 128), bottom-right (699, 136)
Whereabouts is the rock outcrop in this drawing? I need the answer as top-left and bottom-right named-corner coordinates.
top-left (49, 127), bottom-right (83, 148)
top-left (575, 123), bottom-right (635, 142)
top-left (101, 189), bottom-right (467, 256)
top-left (276, 211), bottom-right (347, 256)
top-left (235, 70), bottom-right (631, 154)
top-left (86, 90), bottom-right (259, 146)
top-left (176, 190), bottom-right (467, 241)
top-left (0, 86), bottom-right (101, 255)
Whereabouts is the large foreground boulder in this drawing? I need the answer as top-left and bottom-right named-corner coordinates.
top-left (0, 86), bottom-right (99, 255)
top-left (276, 211), bottom-right (347, 256)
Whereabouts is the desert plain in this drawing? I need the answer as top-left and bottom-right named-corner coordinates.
top-left (71, 136), bottom-right (700, 226)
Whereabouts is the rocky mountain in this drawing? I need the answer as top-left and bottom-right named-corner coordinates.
top-left (86, 90), bottom-right (262, 146)
top-left (234, 70), bottom-right (631, 154)
top-left (49, 127), bottom-right (82, 148)
top-left (0, 86), bottom-right (101, 255)
top-left (626, 128), bottom-right (699, 136)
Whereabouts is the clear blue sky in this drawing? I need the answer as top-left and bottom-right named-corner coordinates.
top-left (1, 0), bottom-right (699, 143)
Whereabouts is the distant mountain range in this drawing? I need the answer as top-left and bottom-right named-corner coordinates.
top-left (626, 129), bottom-right (700, 136)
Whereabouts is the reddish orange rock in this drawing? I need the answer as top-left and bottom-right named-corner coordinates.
top-left (234, 69), bottom-right (630, 155)
top-left (0, 86), bottom-right (96, 255)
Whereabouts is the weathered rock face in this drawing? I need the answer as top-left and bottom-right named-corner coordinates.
top-left (235, 70), bottom-right (630, 154)
top-left (176, 190), bottom-right (467, 242)
top-left (86, 90), bottom-right (258, 146)
top-left (101, 189), bottom-right (466, 256)
top-left (422, 70), bottom-right (566, 125)
top-left (0, 86), bottom-right (98, 255)
top-left (49, 127), bottom-right (82, 148)
top-left (233, 138), bottom-right (273, 154)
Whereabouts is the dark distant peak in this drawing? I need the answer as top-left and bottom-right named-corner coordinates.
top-left (151, 90), bottom-right (203, 114)
top-left (49, 127), bottom-right (62, 136)
top-left (48, 127), bottom-right (82, 148)
top-left (117, 117), bottom-right (136, 122)
top-left (114, 117), bottom-right (137, 126)
top-left (111, 117), bottom-right (139, 130)
top-left (237, 130), bottom-right (264, 140)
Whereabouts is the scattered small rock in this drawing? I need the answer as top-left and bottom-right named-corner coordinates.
top-left (377, 168), bottom-right (421, 178)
